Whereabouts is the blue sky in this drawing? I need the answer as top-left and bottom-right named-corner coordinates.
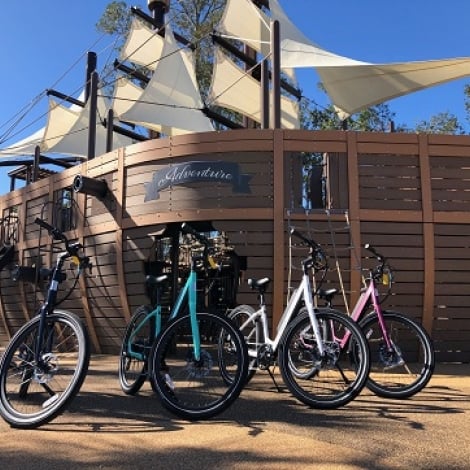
top-left (2, 0), bottom-right (470, 195)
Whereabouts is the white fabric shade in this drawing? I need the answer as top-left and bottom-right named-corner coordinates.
top-left (114, 24), bottom-right (214, 133)
top-left (208, 49), bottom-right (299, 129)
top-left (120, 18), bottom-right (164, 70)
top-left (218, 0), bottom-right (470, 119)
top-left (42, 96), bottom-right (135, 157)
top-left (0, 127), bottom-right (44, 156)
top-left (317, 58), bottom-right (470, 119)
top-left (113, 77), bottom-right (189, 135)
top-left (1, 95), bottom-right (135, 158)
top-left (218, 0), bottom-right (271, 56)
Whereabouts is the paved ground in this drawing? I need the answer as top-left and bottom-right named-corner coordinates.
top-left (0, 355), bottom-right (469, 470)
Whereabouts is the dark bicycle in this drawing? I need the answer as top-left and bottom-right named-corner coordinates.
top-left (0, 218), bottom-right (91, 428)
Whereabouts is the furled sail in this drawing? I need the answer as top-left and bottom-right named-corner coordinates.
top-left (113, 20), bottom-right (214, 134)
top-left (208, 49), bottom-right (299, 129)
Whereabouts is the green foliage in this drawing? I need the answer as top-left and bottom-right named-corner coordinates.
top-left (169, 0), bottom-right (226, 99)
top-left (414, 112), bottom-right (464, 135)
top-left (96, 1), bottom-right (134, 37)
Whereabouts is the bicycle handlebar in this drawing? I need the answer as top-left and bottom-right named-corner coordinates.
top-left (35, 218), bottom-right (92, 272)
top-left (364, 243), bottom-right (385, 262)
top-left (35, 217), bottom-right (66, 243)
top-left (289, 228), bottom-right (328, 275)
top-left (364, 243), bottom-right (392, 288)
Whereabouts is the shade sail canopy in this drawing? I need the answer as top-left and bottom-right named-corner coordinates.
top-left (218, 0), bottom-right (470, 118)
top-left (0, 95), bottom-right (135, 158)
top-left (317, 57), bottom-right (470, 119)
top-left (0, 127), bottom-right (44, 156)
top-left (120, 18), bottom-right (164, 70)
top-left (208, 49), bottom-right (299, 129)
top-left (114, 24), bottom-right (214, 134)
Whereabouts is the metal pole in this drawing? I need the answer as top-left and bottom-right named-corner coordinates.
top-left (32, 146), bottom-right (40, 182)
top-left (85, 51), bottom-right (97, 102)
top-left (87, 71), bottom-right (98, 160)
top-left (270, 20), bottom-right (281, 129)
top-left (147, 0), bottom-right (170, 29)
top-left (106, 108), bottom-right (114, 153)
top-left (261, 59), bottom-right (270, 129)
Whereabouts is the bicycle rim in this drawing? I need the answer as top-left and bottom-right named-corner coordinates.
top-left (149, 312), bottom-right (248, 420)
top-left (361, 311), bottom-right (435, 398)
top-left (0, 311), bottom-right (90, 429)
top-left (119, 305), bottom-right (153, 395)
top-left (279, 309), bottom-right (370, 409)
top-left (227, 305), bottom-right (259, 382)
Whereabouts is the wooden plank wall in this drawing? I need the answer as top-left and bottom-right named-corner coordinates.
top-left (1, 130), bottom-right (470, 362)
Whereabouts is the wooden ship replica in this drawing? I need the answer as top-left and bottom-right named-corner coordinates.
top-left (1, 0), bottom-right (470, 363)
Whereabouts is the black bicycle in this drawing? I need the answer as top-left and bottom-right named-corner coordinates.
top-left (0, 218), bottom-right (91, 428)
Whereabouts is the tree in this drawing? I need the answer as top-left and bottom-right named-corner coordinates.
top-left (170, 0), bottom-right (226, 99)
top-left (415, 112), bottom-right (464, 135)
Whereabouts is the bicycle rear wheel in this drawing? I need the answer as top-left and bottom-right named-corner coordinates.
top-left (279, 308), bottom-right (370, 409)
top-left (0, 310), bottom-right (90, 429)
top-left (360, 310), bottom-right (435, 398)
top-left (227, 304), bottom-right (258, 383)
top-left (149, 312), bottom-right (248, 420)
top-left (119, 305), bottom-right (154, 395)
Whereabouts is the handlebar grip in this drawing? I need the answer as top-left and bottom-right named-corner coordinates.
top-left (364, 243), bottom-right (384, 262)
top-left (290, 227), bottom-right (319, 250)
top-left (35, 217), bottom-right (55, 232)
top-left (35, 217), bottom-right (65, 242)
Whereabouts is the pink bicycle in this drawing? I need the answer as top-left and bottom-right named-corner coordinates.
top-left (319, 243), bottom-right (435, 398)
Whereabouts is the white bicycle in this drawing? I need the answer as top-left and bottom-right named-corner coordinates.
top-left (227, 228), bottom-right (370, 409)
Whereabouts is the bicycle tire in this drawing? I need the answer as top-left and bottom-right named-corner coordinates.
top-left (0, 310), bottom-right (90, 429)
top-left (279, 308), bottom-right (370, 409)
top-left (119, 305), bottom-right (154, 395)
top-left (149, 312), bottom-right (248, 420)
top-left (227, 304), bottom-right (258, 383)
top-left (360, 310), bottom-right (435, 398)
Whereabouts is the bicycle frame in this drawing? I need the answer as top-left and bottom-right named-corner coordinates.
top-left (348, 277), bottom-right (391, 349)
top-left (125, 266), bottom-right (202, 361)
top-left (329, 271), bottom-right (392, 351)
top-left (239, 269), bottom-right (325, 357)
top-left (35, 249), bottom-right (71, 364)
top-left (126, 224), bottom-right (211, 364)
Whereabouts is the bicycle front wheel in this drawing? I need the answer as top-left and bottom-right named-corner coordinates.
top-left (119, 305), bottom-right (153, 395)
top-left (279, 308), bottom-right (370, 409)
top-left (0, 310), bottom-right (90, 429)
top-left (360, 311), bottom-right (435, 398)
top-left (149, 312), bottom-right (248, 420)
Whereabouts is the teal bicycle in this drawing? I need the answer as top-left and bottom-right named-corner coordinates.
top-left (119, 223), bottom-right (248, 420)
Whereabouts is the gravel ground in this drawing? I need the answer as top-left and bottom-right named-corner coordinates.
top-left (0, 355), bottom-right (469, 470)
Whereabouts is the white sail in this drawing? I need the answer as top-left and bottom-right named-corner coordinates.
top-left (42, 95), bottom-right (135, 157)
top-left (120, 18), bottom-right (164, 70)
top-left (317, 57), bottom-right (470, 119)
top-left (114, 24), bottom-right (214, 133)
top-left (0, 127), bottom-right (45, 156)
top-left (208, 49), bottom-right (299, 129)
